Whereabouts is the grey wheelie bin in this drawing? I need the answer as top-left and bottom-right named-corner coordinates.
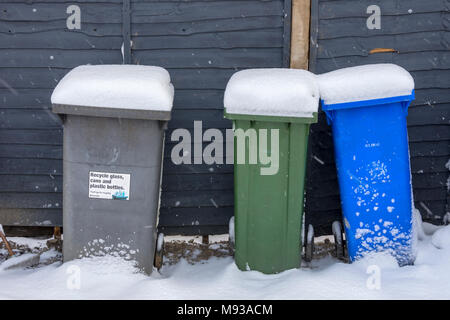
top-left (51, 65), bottom-right (174, 275)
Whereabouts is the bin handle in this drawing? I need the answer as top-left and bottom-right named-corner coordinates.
top-left (401, 100), bottom-right (412, 117)
top-left (324, 110), bottom-right (333, 125)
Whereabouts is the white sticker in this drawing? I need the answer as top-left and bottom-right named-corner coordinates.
top-left (89, 171), bottom-right (130, 200)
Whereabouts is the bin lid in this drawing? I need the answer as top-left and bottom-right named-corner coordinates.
top-left (224, 68), bottom-right (319, 119)
top-left (51, 65), bottom-right (174, 120)
top-left (318, 64), bottom-right (414, 109)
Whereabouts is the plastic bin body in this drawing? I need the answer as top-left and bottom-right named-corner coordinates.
top-left (54, 105), bottom-right (168, 275)
top-left (226, 113), bottom-right (316, 274)
top-left (323, 93), bottom-right (415, 265)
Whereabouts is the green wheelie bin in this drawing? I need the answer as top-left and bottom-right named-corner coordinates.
top-left (224, 68), bottom-right (319, 274)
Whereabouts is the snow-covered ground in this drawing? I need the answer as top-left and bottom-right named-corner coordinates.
top-left (0, 225), bottom-right (449, 300)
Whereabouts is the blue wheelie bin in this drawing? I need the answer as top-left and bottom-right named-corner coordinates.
top-left (318, 64), bottom-right (416, 265)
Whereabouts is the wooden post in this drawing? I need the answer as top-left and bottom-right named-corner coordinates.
top-left (54, 226), bottom-right (62, 240)
top-left (0, 231), bottom-right (14, 257)
top-left (290, 0), bottom-right (311, 69)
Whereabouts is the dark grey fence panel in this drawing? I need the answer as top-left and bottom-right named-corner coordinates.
top-left (0, 0), bottom-right (291, 235)
top-left (0, 1), bottom-right (124, 227)
top-left (307, 0), bottom-right (450, 235)
top-left (130, 0), bottom-right (291, 235)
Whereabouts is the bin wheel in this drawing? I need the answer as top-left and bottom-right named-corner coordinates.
top-left (154, 233), bottom-right (164, 270)
top-left (304, 224), bottom-right (314, 262)
top-left (332, 221), bottom-right (344, 261)
top-left (229, 216), bottom-right (235, 251)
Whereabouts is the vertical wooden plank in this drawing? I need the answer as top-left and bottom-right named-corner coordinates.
top-left (290, 0), bottom-right (311, 69)
top-left (308, 0), bottom-right (319, 73)
top-left (283, 0), bottom-right (293, 67)
top-left (122, 0), bottom-right (131, 64)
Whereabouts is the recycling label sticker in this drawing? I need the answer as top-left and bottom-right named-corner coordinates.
top-left (88, 171), bottom-right (130, 200)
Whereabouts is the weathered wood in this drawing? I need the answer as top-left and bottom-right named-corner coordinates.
top-left (170, 108), bottom-right (229, 122)
top-left (0, 32), bottom-right (123, 49)
top-left (410, 141), bottom-right (450, 158)
top-left (282, 0), bottom-right (292, 67)
top-left (53, 226), bottom-right (61, 240)
top-left (408, 125), bottom-right (450, 142)
top-left (0, 3), bottom-right (122, 22)
top-left (172, 89), bottom-right (224, 109)
top-left (162, 173), bottom-right (233, 192)
top-left (163, 161), bottom-right (234, 174)
top-left (307, 0), bottom-right (319, 73)
top-left (168, 118), bottom-right (231, 130)
top-left (0, 50), bottom-right (122, 68)
top-left (0, 174), bottom-right (62, 193)
top-left (131, 1), bottom-right (284, 23)
top-left (0, 230), bottom-right (14, 256)
top-left (133, 48), bottom-right (283, 68)
top-left (316, 51), bottom-right (450, 74)
top-left (317, 32), bottom-right (449, 58)
top-left (0, 129), bottom-right (62, 145)
top-left (0, 208), bottom-right (62, 227)
top-left (290, 0), bottom-right (310, 69)
top-left (411, 70), bottom-right (450, 90)
top-left (122, 0), bottom-right (131, 64)
top-left (132, 16), bottom-right (284, 36)
top-left (0, 0), bottom-right (292, 236)
top-left (413, 188), bottom-right (448, 202)
top-left (415, 200), bottom-right (447, 221)
top-left (304, 208), bottom-right (341, 235)
top-left (318, 0), bottom-right (446, 19)
top-left (2, 226), bottom-right (54, 237)
top-left (408, 104), bottom-right (450, 126)
top-left (158, 225), bottom-right (229, 236)
top-left (412, 89), bottom-right (450, 107)
top-left (0, 192), bottom-right (61, 209)
top-left (132, 29), bottom-right (283, 50)
top-left (159, 206), bottom-right (233, 227)
top-left (166, 127), bottom-right (229, 138)
top-left (411, 157), bottom-right (450, 174)
top-left (0, 158), bottom-right (62, 175)
top-left (0, 109), bottom-right (62, 129)
top-left (0, 144), bottom-right (62, 159)
top-left (163, 142), bottom-right (230, 158)
top-left (0, 21), bottom-right (122, 37)
top-left (318, 12), bottom-right (446, 39)
top-left (0, 88), bottom-right (52, 107)
top-left (161, 190), bottom-right (234, 208)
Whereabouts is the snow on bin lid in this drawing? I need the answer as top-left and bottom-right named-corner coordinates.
top-left (51, 65), bottom-right (174, 111)
top-left (317, 64), bottom-right (414, 105)
top-left (224, 68), bottom-right (319, 118)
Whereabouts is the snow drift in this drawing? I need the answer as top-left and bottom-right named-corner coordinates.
top-left (317, 63), bottom-right (414, 105)
top-left (224, 68), bottom-right (319, 118)
top-left (51, 65), bottom-right (174, 111)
